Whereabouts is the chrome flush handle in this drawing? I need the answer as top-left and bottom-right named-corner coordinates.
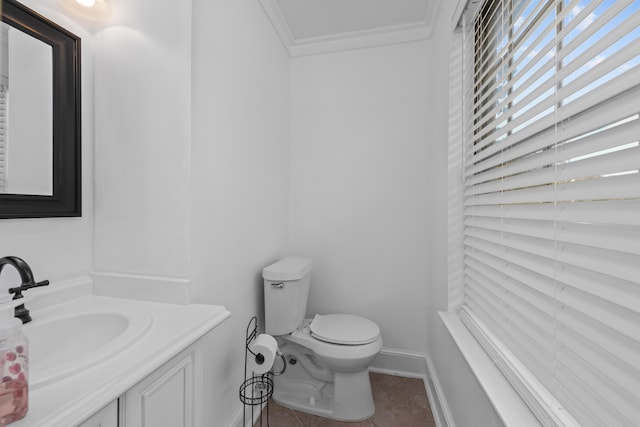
top-left (271, 282), bottom-right (284, 289)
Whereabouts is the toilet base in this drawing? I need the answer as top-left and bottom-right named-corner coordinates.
top-left (273, 369), bottom-right (375, 421)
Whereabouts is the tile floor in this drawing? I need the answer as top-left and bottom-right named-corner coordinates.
top-left (254, 372), bottom-right (437, 427)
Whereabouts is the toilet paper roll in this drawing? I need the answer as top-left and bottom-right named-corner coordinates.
top-left (248, 334), bottom-right (278, 375)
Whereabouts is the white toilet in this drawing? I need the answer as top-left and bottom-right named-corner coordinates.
top-left (262, 256), bottom-right (383, 421)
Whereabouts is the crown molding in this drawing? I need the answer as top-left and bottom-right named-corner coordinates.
top-left (289, 22), bottom-right (433, 57)
top-left (258, 0), bottom-right (296, 54)
top-left (259, 0), bottom-right (439, 57)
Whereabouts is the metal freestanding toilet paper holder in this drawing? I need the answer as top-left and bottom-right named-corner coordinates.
top-left (239, 316), bottom-right (286, 427)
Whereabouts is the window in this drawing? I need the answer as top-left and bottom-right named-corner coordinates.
top-left (460, 1), bottom-right (640, 426)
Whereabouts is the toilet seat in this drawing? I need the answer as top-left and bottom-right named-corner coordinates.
top-left (310, 314), bottom-right (380, 345)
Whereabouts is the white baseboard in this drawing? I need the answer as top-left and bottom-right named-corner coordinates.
top-left (369, 347), bottom-right (429, 378)
top-left (91, 271), bottom-right (191, 304)
top-left (425, 353), bottom-right (456, 427)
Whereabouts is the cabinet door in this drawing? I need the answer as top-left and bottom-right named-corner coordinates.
top-left (123, 347), bottom-right (195, 427)
top-left (77, 400), bottom-right (119, 427)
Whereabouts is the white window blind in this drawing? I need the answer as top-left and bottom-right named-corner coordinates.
top-left (0, 85), bottom-right (6, 192)
top-left (0, 24), bottom-right (7, 193)
top-left (460, 1), bottom-right (640, 426)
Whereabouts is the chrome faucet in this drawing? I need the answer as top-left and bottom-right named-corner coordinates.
top-left (0, 256), bottom-right (49, 324)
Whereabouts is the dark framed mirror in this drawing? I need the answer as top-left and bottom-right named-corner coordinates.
top-left (0, 0), bottom-right (81, 219)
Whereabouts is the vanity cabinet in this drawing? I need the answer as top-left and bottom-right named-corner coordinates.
top-left (76, 344), bottom-right (198, 427)
top-left (13, 288), bottom-right (229, 427)
top-left (77, 400), bottom-right (118, 427)
top-left (122, 345), bottom-right (196, 427)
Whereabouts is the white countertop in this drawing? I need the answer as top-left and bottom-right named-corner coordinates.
top-left (12, 294), bottom-right (230, 427)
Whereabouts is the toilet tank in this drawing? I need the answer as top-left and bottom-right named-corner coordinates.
top-left (262, 257), bottom-right (313, 336)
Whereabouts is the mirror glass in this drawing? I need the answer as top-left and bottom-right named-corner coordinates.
top-left (0, 22), bottom-right (53, 195)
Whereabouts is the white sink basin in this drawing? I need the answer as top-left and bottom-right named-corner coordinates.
top-left (23, 302), bottom-right (152, 389)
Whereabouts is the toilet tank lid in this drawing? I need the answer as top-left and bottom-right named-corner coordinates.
top-left (263, 256), bottom-right (313, 281)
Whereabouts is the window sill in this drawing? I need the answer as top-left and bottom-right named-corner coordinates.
top-left (439, 311), bottom-right (541, 427)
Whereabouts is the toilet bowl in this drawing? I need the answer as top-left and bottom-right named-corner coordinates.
top-left (263, 257), bottom-right (383, 421)
top-left (274, 315), bottom-right (383, 421)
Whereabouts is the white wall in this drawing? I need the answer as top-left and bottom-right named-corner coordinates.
top-left (426, 1), bottom-right (505, 426)
top-left (92, 0), bottom-right (192, 279)
top-left (289, 42), bottom-right (432, 354)
top-left (0, 0), bottom-right (93, 292)
top-left (92, 1), bottom-right (290, 424)
top-left (190, 0), bottom-right (290, 425)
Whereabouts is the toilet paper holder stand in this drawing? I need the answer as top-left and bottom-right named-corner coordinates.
top-left (239, 316), bottom-right (286, 426)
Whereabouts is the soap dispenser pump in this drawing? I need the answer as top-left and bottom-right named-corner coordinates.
top-left (0, 297), bottom-right (28, 425)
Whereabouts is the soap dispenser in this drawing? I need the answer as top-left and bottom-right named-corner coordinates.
top-left (0, 297), bottom-right (28, 425)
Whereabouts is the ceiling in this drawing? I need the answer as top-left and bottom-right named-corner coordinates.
top-left (258, 0), bottom-right (443, 57)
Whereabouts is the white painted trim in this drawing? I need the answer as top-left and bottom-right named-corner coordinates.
top-left (91, 271), bottom-right (191, 304)
top-left (452, 0), bottom-right (483, 31)
top-left (290, 23), bottom-right (433, 57)
top-left (460, 309), bottom-right (579, 427)
top-left (452, 0), bottom-right (467, 31)
top-left (369, 347), bottom-right (428, 378)
top-left (440, 311), bottom-right (541, 427)
top-left (258, 0), bottom-right (438, 57)
top-left (257, 0), bottom-right (295, 56)
top-left (425, 353), bottom-right (456, 427)
top-left (447, 29), bottom-right (466, 311)
top-left (368, 348), bottom-right (455, 427)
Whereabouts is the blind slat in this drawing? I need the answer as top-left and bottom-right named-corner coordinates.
top-left (466, 243), bottom-right (640, 314)
top-left (464, 172), bottom-right (640, 205)
top-left (467, 114), bottom-right (640, 185)
top-left (464, 87), bottom-right (640, 176)
top-left (465, 216), bottom-right (640, 255)
top-left (464, 199), bottom-right (640, 226)
top-left (465, 230), bottom-right (640, 284)
top-left (465, 146), bottom-right (640, 198)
